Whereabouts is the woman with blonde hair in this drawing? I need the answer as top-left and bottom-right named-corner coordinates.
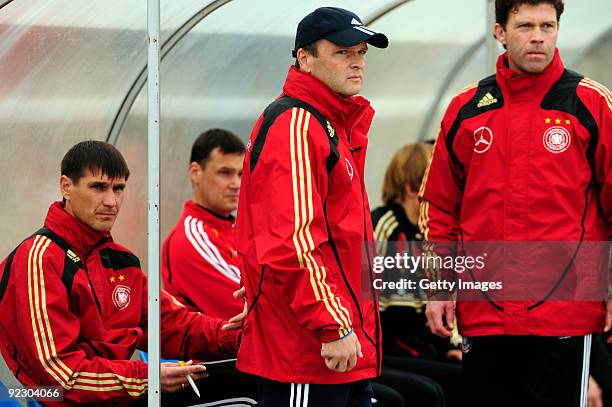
top-left (372, 142), bottom-right (464, 407)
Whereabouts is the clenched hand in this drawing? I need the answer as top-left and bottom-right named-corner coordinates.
top-left (320, 331), bottom-right (363, 373)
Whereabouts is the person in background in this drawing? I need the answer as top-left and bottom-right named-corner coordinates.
top-left (161, 129), bottom-right (259, 405)
top-left (162, 128), bottom-right (245, 320)
top-left (372, 142), bottom-right (463, 407)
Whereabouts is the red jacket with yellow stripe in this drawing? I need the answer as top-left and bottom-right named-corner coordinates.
top-left (235, 66), bottom-right (381, 384)
top-left (0, 202), bottom-right (238, 405)
top-left (419, 50), bottom-right (611, 336)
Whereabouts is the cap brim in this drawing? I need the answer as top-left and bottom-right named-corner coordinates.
top-left (326, 26), bottom-right (388, 49)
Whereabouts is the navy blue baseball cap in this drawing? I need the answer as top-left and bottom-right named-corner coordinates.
top-left (292, 7), bottom-right (389, 57)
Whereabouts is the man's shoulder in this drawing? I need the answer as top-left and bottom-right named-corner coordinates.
top-left (545, 69), bottom-right (609, 101)
top-left (575, 75), bottom-right (611, 110)
top-left (441, 74), bottom-right (505, 122)
top-left (103, 241), bottom-right (137, 255)
top-left (2, 231), bottom-right (66, 272)
top-left (451, 81), bottom-right (480, 103)
top-left (164, 211), bottom-right (204, 252)
top-left (577, 76), bottom-right (610, 94)
top-left (444, 80), bottom-right (483, 113)
top-left (540, 70), bottom-right (610, 120)
top-left (260, 96), bottom-right (328, 136)
top-left (98, 241), bottom-right (142, 270)
top-left (461, 73), bottom-right (501, 103)
top-left (168, 211), bottom-right (235, 249)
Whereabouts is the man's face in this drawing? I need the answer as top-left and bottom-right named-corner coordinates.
top-left (494, 3), bottom-right (559, 74)
top-left (190, 148), bottom-right (244, 216)
top-left (302, 39), bottom-right (368, 97)
top-left (61, 169), bottom-right (126, 233)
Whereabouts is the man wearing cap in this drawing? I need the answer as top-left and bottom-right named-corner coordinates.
top-left (235, 6), bottom-right (388, 406)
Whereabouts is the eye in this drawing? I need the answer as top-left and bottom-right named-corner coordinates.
top-left (337, 50), bottom-right (349, 55)
top-left (113, 185), bottom-right (126, 192)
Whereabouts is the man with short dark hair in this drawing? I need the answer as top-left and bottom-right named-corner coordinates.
top-left (420, 1), bottom-right (611, 406)
top-left (163, 128), bottom-right (245, 320)
top-left (0, 140), bottom-right (240, 405)
top-left (236, 7), bottom-right (388, 406)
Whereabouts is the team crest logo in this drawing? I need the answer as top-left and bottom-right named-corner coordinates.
top-left (543, 126), bottom-right (571, 153)
top-left (345, 158), bottom-right (354, 181)
top-left (473, 126), bottom-right (493, 153)
top-left (112, 285), bottom-right (131, 310)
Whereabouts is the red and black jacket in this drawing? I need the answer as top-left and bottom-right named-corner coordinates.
top-left (235, 66), bottom-right (381, 384)
top-left (0, 202), bottom-right (238, 405)
top-left (419, 50), bottom-right (611, 336)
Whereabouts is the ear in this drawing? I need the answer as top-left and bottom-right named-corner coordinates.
top-left (404, 184), bottom-right (418, 199)
top-left (296, 48), bottom-right (312, 73)
top-left (188, 162), bottom-right (201, 184)
top-left (494, 23), bottom-right (506, 47)
top-left (60, 175), bottom-right (73, 201)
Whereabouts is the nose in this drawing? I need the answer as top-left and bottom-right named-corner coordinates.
top-left (229, 174), bottom-right (241, 190)
top-left (102, 189), bottom-right (118, 207)
top-left (351, 54), bottom-right (365, 70)
top-left (531, 27), bottom-right (545, 43)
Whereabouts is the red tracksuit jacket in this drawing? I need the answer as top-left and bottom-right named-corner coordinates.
top-left (0, 202), bottom-right (238, 405)
top-left (419, 50), bottom-right (611, 336)
top-left (162, 200), bottom-right (243, 319)
top-left (235, 66), bottom-right (381, 384)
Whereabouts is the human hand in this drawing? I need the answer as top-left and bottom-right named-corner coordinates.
top-left (320, 331), bottom-right (362, 373)
top-left (425, 300), bottom-right (455, 337)
top-left (222, 287), bottom-right (247, 331)
top-left (588, 375), bottom-right (603, 407)
top-left (604, 301), bottom-right (611, 343)
top-left (446, 349), bottom-right (462, 362)
top-left (160, 361), bottom-right (206, 393)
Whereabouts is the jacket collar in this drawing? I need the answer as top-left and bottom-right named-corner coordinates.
top-left (282, 66), bottom-right (373, 136)
top-left (44, 201), bottom-right (110, 258)
top-left (496, 48), bottom-right (565, 96)
top-left (183, 200), bottom-right (235, 226)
